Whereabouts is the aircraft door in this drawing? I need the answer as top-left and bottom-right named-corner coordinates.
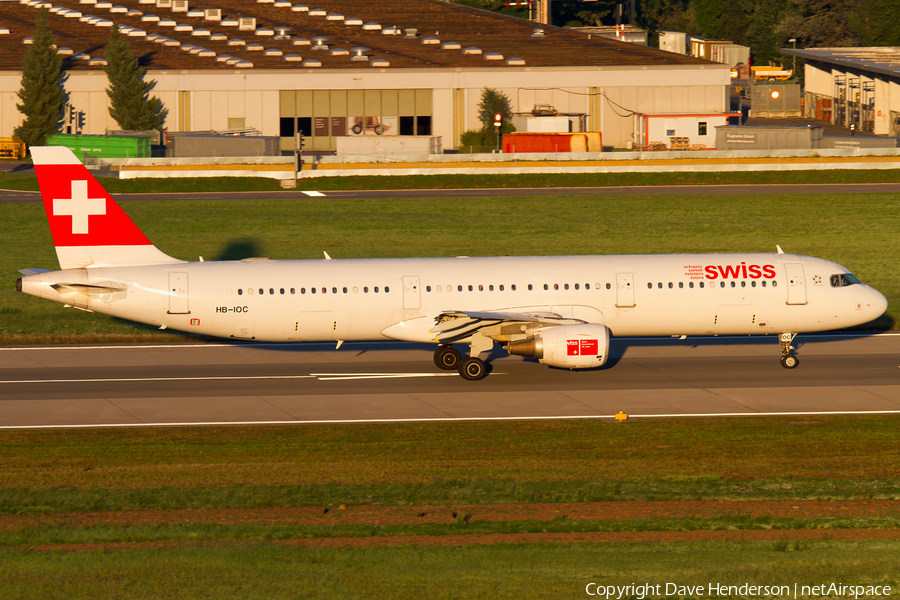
top-left (167, 272), bottom-right (190, 314)
top-left (615, 272), bottom-right (635, 308)
top-left (785, 263), bottom-right (807, 305)
top-left (402, 276), bottom-right (421, 309)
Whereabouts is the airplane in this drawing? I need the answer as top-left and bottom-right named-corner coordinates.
top-left (16, 146), bottom-right (888, 380)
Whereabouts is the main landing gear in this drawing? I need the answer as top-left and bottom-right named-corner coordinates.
top-left (433, 336), bottom-right (492, 381)
top-left (779, 332), bottom-right (799, 369)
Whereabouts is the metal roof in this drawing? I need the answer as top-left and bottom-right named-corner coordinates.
top-left (0, 0), bottom-right (717, 71)
top-left (783, 47), bottom-right (900, 80)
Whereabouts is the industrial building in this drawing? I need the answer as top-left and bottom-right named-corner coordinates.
top-left (786, 47), bottom-right (900, 136)
top-left (0, 0), bottom-right (732, 151)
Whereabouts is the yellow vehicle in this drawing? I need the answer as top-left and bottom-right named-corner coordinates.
top-left (751, 65), bottom-right (793, 81)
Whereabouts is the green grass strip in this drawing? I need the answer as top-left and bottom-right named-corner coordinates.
top-left (3, 478), bottom-right (900, 515)
top-left (1, 540), bottom-right (898, 600)
top-left (3, 516), bottom-right (900, 547)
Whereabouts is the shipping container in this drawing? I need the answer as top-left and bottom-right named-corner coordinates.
top-left (502, 132), bottom-right (602, 153)
top-left (45, 134), bottom-right (150, 158)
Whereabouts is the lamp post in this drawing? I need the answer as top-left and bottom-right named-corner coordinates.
top-left (788, 38), bottom-right (796, 80)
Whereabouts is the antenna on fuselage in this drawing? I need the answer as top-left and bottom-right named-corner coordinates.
top-left (323, 251), bottom-right (332, 260)
top-left (776, 245), bottom-right (784, 254)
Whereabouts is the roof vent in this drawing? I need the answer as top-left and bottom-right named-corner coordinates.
top-left (274, 26), bottom-right (290, 36)
top-left (88, 57), bottom-right (108, 66)
top-left (302, 59), bottom-right (321, 67)
top-left (351, 46), bottom-right (368, 57)
top-left (227, 38), bottom-right (245, 46)
top-left (440, 41), bottom-right (460, 50)
top-left (80, 0), bottom-right (98, 4)
top-left (56, 46), bottom-right (73, 55)
top-left (291, 4), bottom-right (308, 11)
top-left (274, 0), bottom-right (291, 6)
top-left (505, 57), bottom-right (526, 65)
top-left (484, 52), bottom-right (503, 60)
top-left (370, 58), bottom-right (389, 67)
top-left (215, 54), bottom-right (232, 62)
top-left (284, 54), bottom-right (302, 61)
top-left (225, 56), bottom-right (243, 65)
top-left (126, 9), bottom-right (142, 17)
top-left (326, 13), bottom-right (343, 21)
top-left (246, 43), bottom-right (264, 51)
top-left (308, 8), bottom-right (325, 16)
top-left (255, 28), bottom-right (275, 36)
top-left (421, 37), bottom-right (439, 45)
top-left (173, 23), bottom-right (193, 32)
top-left (191, 28), bottom-right (210, 36)
top-left (292, 38), bottom-right (310, 46)
top-left (186, 8), bottom-right (203, 17)
top-left (109, 5), bottom-right (127, 13)
top-left (70, 52), bottom-right (91, 60)
top-left (162, 38), bottom-right (180, 46)
top-left (197, 49), bottom-right (215, 57)
top-left (128, 29), bottom-right (147, 37)
top-left (171, 0), bottom-right (187, 12)
top-left (238, 17), bottom-right (256, 30)
top-left (234, 60), bottom-right (253, 68)
top-left (362, 22), bottom-right (381, 31)
top-left (404, 28), bottom-right (417, 39)
top-left (203, 8), bottom-right (220, 21)
top-left (257, 0), bottom-right (274, 3)
top-left (383, 26), bottom-right (400, 35)
top-left (264, 48), bottom-right (283, 56)
top-left (158, 18), bottom-right (176, 26)
top-left (462, 47), bottom-right (482, 55)
top-left (532, 28), bottom-right (545, 37)
top-left (141, 14), bottom-right (159, 21)
top-left (180, 43), bottom-right (197, 52)
top-left (330, 47), bottom-right (348, 56)
top-left (310, 36), bottom-right (328, 50)
top-left (345, 18), bottom-right (363, 26)
top-left (96, 1), bottom-right (112, 7)
top-left (155, 0), bottom-right (172, 7)
top-left (138, 0), bottom-right (154, 3)
top-left (94, 18), bottom-right (113, 26)
top-left (209, 32), bottom-right (227, 41)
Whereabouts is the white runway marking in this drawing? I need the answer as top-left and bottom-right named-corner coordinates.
top-left (312, 373), bottom-right (460, 380)
top-left (301, 191), bottom-right (325, 197)
top-left (0, 375), bottom-right (316, 384)
top-left (3, 409), bottom-right (900, 430)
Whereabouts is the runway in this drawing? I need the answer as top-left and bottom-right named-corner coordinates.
top-left (2, 333), bottom-right (899, 429)
top-left (5, 182), bottom-right (900, 204)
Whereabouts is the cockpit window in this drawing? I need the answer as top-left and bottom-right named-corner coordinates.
top-left (830, 273), bottom-right (861, 287)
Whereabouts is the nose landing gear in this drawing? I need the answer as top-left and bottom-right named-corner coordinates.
top-left (780, 332), bottom-right (799, 369)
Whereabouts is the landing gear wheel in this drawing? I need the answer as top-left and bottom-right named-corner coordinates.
top-left (458, 356), bottom-right (488, 381)
top-left (781, 354), bottom-right (799, 369)
top-left (434, 346), bottom-right (461, 370)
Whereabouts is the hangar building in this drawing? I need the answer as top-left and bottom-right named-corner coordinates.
top-left (0, 0), bottom-right (731, 150)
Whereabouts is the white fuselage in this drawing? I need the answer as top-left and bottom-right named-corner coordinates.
top-left (20, 253), bottom-right (887, 344)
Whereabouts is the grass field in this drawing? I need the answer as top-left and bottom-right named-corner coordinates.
top-left (1, 417), bottom-right (899, 598)
top-left (2, 191), bottom-right (898, 342)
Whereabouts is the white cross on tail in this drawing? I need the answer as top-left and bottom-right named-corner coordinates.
top-left (53, 180), bottom-right (106, 235)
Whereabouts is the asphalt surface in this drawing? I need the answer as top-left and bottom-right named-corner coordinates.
top-left (2, 333), bottom-right (898, 429)
top-left (5, 183), bottom-right (900, 204)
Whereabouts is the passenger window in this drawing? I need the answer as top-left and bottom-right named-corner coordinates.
top-left (699, 282), bottom-right (704, 288)
top-left (248, 288), bottom-right (254, 295)
top-left (658, 282), bottom-right (663, 289)
top-left (773, 281), bottom-right (778, 287)
top-left (762, 281), bottom-right (766, 288)
top-left (499, 285), bottom-right (504, 291)
top-left (647, 283), bottom-right (652, 289)
top-left (731, 282), bottom-right (736, 288)
top-left (291, 288), bottom-right (296, 294)
top-left (668, 282), bottom-right (673, 289)
top-left (458, 285), bottom-right (463, 292)
top-left (343, 287), bottom-right (347, 293)
top-left (574, 283), bottom-right (580, 290)
top-left (688, 282), bottom-right (693, 288)
top-left (259, 288), bottom-right (263, 295)
top-left (437, 285), bottom-right (442, 292)
top-left (280, 288), bottom-right (284, 295)
top-left (426, 285), bottom-right (432, 292)
top-left (511, 284), bottom-right (516, 291)
top-left (238, 288), bottom-right (243, 295)
top-left (564, 284), bottom-right (569, 290)
top-left (489, 285), bottom-right (494, 291)
top-left (332, 287), bottom-right (337, 294)
top-left (468, 285), bottom-right (473, 292)
top-left (606, 283), bottom-right (611, 290)
top-left (385, 286), bottom-right (389, 293)
top-left (269, 288), bottom-right (274, 295)
top-left (741, 281), bottom-right (746, 288)
top-left (364, 287), bottom-right (368, 293)
top-left (720, 282), bottom-right (725, 288)
top-left (678, 282), bottom-right (683, 289)
top-left (353, 286), bottom-right (358, 293)
top-left (374, 287), bottom-right (379, 293)
top-left (751, 281), bottom-right (756, 288)
top-left (301, 288), bottom-right (306, 294)
top-left (544, 284), bottom-right (549, 290)
top-left (528, 284), bottom-right (533, 291)
top-left (479, 285), bottom-right (483, 291)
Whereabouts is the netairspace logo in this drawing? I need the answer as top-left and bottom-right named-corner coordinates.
top-left (584, 582), bottom-right (893, 599)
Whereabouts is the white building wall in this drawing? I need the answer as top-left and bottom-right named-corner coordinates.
top-left (0, 63), bottom-right (730, 149)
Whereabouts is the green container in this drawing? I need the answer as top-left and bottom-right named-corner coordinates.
top-left (45, 134), bottom-right (151, 158)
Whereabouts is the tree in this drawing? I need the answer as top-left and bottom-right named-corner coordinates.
top-left (476, 87), bottom-right (514, 133)
top-left (15, 8), bottom-right (66, 148)
top-left (104, 25), bottom-right (167, 130)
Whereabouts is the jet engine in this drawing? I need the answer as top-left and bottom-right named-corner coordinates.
top-left (506, 323), bottom-right (610, 369)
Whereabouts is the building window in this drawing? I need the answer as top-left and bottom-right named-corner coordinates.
top-left (699, 122), bottom-right (707, 136)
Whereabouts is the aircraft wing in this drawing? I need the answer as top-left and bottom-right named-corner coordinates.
top-left (430, 310), bottom-right (585, 343)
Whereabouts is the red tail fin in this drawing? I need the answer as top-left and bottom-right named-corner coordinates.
top-left (31, 146), bottom-right (181, 269)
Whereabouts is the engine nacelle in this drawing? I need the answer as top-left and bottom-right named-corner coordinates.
top-left (506, 323), bottom-right (610, 369)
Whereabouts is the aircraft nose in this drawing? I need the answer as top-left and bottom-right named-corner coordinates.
top-left (867, 287), bottom-right (888, 321)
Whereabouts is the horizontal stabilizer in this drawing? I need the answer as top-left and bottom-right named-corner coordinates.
top-left (19, 268), bottom-right (50, 277)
